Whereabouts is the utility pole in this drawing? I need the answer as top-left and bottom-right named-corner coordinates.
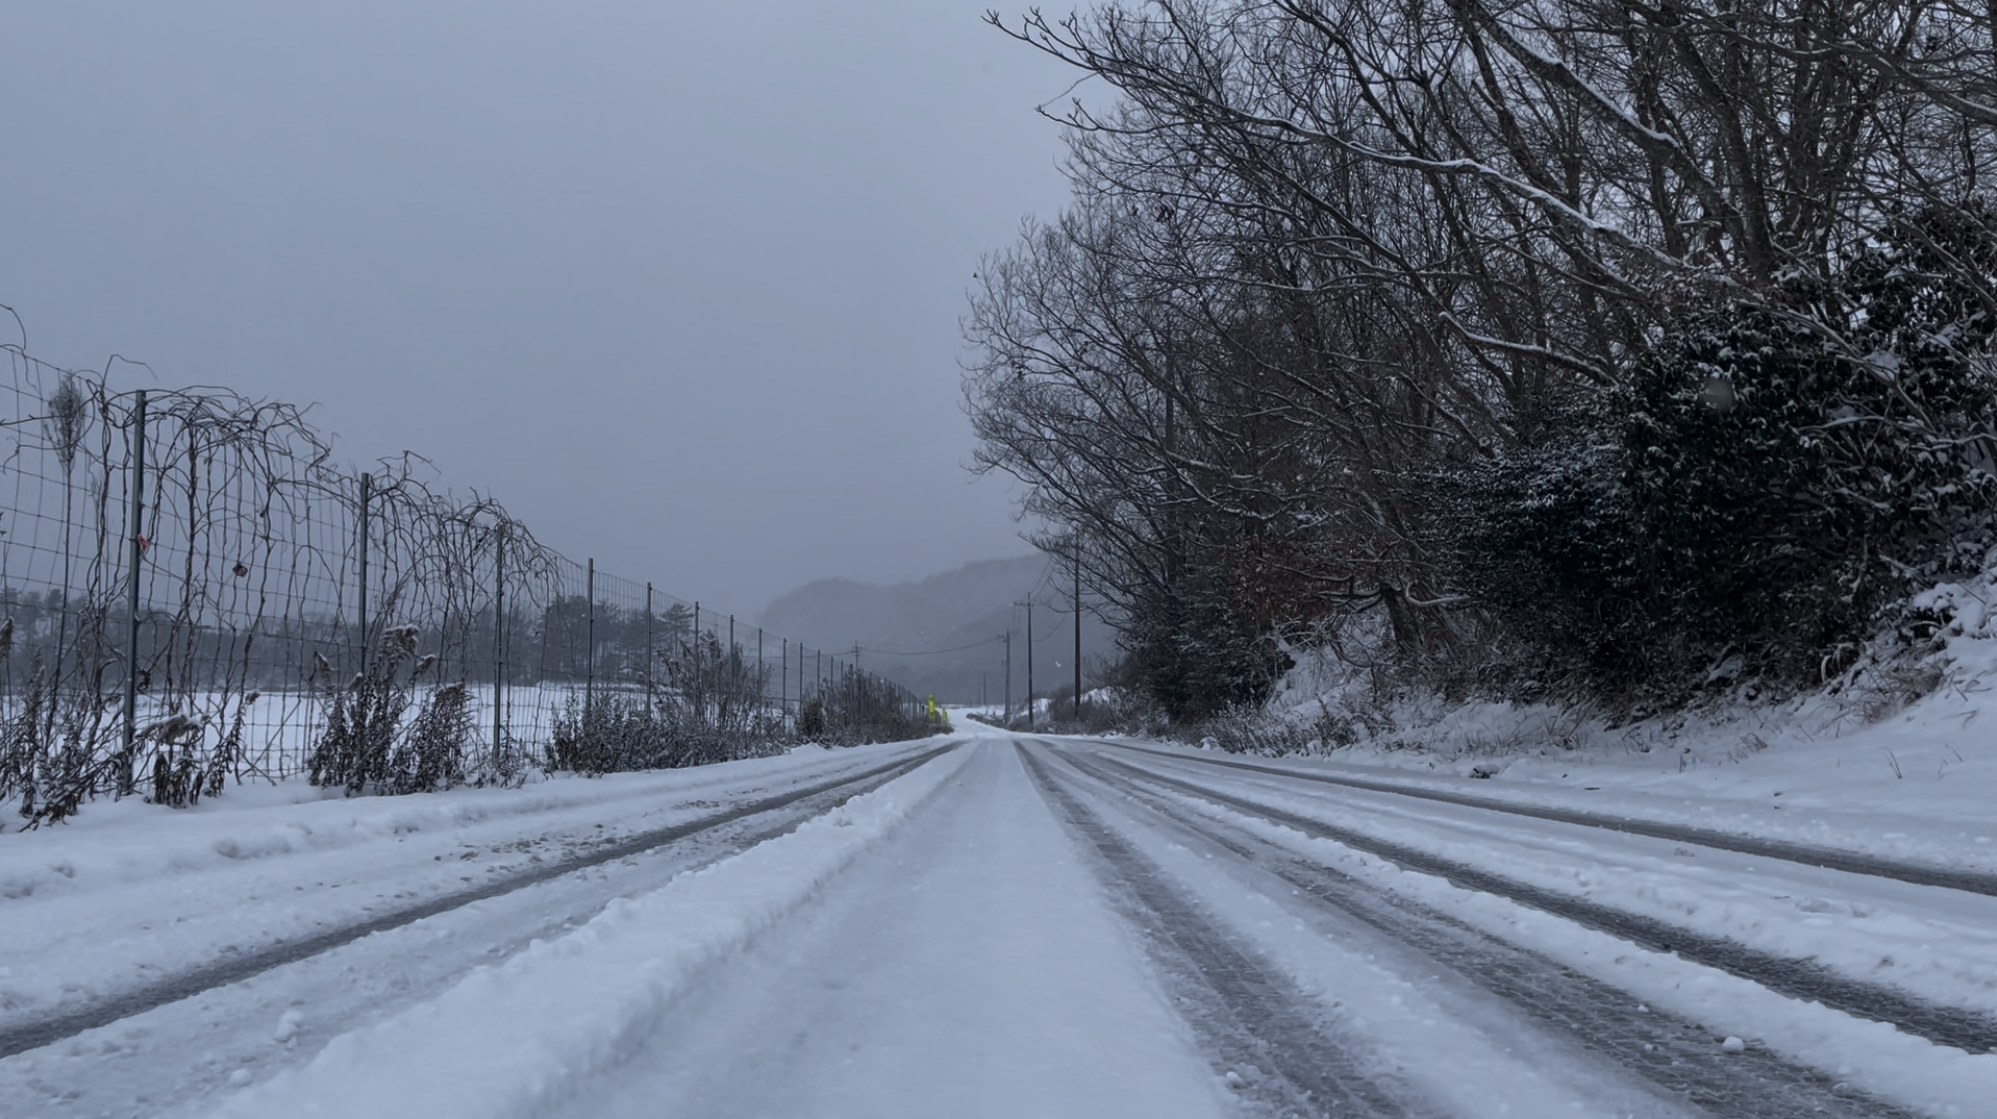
top-left (1073, 551), bottom-right (1083, 722)
top-left (1027, 599), bottom-right (1035, 731)
top-left (1002, 630), bottom-right (1012, 726)
top-left (1017, 598), bottom-right (1034, 731)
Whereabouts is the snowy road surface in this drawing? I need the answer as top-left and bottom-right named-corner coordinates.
top-left (6, 723), bottom-right (1997, 1117)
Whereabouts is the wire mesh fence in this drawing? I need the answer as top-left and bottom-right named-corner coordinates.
top-left (0, 343), bottom-right (936, 826)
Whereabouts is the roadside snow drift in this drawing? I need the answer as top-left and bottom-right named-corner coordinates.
top-left (210, 744), bottom-right (970, 1119)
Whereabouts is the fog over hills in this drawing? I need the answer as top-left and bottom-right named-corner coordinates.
top-left (758, 555), bottom-right (1119, 704)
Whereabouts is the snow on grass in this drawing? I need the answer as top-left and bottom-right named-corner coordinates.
top-left (207, 743), bottom-right (973, 1119)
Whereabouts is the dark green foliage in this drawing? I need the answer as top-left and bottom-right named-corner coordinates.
top-left (1124, 566), bottom-right (1287, 723)
top-left (1620, 210), bottom-right (1997, 683)
top-left (798, 699), bottom-right (825, 739)
top-left (1433, 403), bottom-right (1645, 688)
top-left (1623, 301), bottom-right (1880, 681)
top-left (1442, 205), bottom-right (1997, 696)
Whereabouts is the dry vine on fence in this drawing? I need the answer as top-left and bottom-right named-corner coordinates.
top-left (1, 333), bottom-right (936, 828)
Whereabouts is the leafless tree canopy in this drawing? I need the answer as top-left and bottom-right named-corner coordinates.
top-left (966, 0), bottom-right (1997, 716)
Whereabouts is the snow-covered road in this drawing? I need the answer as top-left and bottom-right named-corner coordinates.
top-left (7, 723), bottom-right (1997, 1117)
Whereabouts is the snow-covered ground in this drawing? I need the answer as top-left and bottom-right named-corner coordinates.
top-left (1253, 568), bottom-right (1997, 868)
top-left (7, 703), bottom-right (1997, 1116)
top-left (0, 741), bottom-right (944, 1118)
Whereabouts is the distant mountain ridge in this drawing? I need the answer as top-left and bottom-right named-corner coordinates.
top-left (758, 555), bottom-right (1117, 703)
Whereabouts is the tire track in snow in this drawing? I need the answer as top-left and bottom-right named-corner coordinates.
top-left (1102, 741), bottom-right (1997, 897)
top-left (1058, 748), bottom-right (1916, 1119)
top-left (0, 743), bottom-right (954, 1061)
top-left (1016, 744), bottom-right (1433, 1119)
top-left (1089, 750), bottom-right (1997, 1056)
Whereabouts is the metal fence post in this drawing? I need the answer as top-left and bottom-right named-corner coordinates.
top-left (358, 472), bottom-right (371, 676)
top-left (645, 582), bottom-right (654, 703)
top-left (118, 389), bottom-right (147, 797)
top-left (492, 527), bottom-right (505, 765)
top-left (585, 558), bottom-right (595, 718)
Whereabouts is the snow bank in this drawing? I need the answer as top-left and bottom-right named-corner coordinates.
top-left (1190, 564), bottom-right (1997, 879)
top-left (208, 743), bottom-right (971, 1119)
top-left (0, 743), bottom-right (908, 904)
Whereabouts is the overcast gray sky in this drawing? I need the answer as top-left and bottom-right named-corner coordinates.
top-left (0, 1), bottom-right (1077, 617)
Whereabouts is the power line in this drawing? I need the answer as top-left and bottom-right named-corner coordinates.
top-left (855, 636), bottom-right (1001, 657)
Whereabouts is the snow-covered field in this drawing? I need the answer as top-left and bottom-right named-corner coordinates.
top-left (7, 698), bottom-right (1997, 1116)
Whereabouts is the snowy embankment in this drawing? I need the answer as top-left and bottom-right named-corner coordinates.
top-left (210, 744), bottom-right (972, 1118)
top-left (1227, 566), bottom-right (1997, 879)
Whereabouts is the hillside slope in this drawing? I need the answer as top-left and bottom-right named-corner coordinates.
top-left (758, 555), bottom-right (1118, 702)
